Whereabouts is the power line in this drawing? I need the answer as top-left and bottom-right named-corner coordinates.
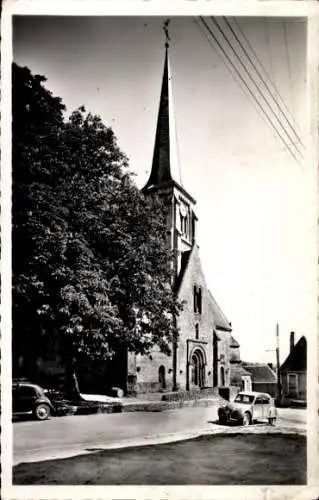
top-left (209, 16), bottom-right (303, 160)
top-left (198, 17), bottom-right (302, 166)
top-left (223, 17), bottom-right (304, 151)
top-left (193, 17), bottom-right (276, 132)
top-left (282, 19), bottom-right (295, 130)
top-left (231, 17), bottom-right (301, 136)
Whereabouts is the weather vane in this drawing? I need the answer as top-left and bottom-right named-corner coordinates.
top-left (163, 19), bottom-right (171, 48)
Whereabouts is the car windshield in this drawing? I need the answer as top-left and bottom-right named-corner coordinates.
top-left (234, 394), bottom-right (255, 404)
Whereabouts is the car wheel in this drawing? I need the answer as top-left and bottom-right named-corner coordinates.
top-left (242, 412), bottom-right (251, 426)
top-left (268, 417), bottom-right (276, 426)
top-left (219, 416), bottom-right (227, 425)
top-left (34, 404), bottom-right (50, 421)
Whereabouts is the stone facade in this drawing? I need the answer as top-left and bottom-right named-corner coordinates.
top-left (129, 244), bottom-right (234, 394)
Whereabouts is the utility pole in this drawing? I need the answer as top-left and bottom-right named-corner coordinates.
top-left (275, 323), bottom-right (282, 404)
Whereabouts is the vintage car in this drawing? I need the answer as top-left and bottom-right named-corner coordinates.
top-left (218, 391), bottom-right (277, 426)
top-left (12, 381), bottom-right (77, 420)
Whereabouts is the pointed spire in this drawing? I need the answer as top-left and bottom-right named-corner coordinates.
top-left (143, 20), bottom-right (182, 191)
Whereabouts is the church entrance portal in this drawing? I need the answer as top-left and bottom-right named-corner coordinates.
top-left (191, 349), bottom-right (205, 388)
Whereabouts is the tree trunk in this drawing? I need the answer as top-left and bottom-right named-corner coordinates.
top-left (64, 356), bottom-right (81, 400)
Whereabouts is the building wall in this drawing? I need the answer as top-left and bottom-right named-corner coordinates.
top-left (216, 329), bottom-right (231, 387)
top-left (132, 348), bottom-right (173, 393)
top-left (131, 246), bottom-right (232, 393)
top-left (280, 370), bottom-right (307, 402)
top-left (251, 382), bottom-right (277, 398)
top-left (175, 246), bottom-right (215, 390)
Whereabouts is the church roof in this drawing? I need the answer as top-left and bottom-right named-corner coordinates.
top-left (280, 336), bottom-right (307, 372)
top-left (208, 290), bottom-right (232, 332)
top-left (230, 335), bottom-right (240, 347)
top-left (175, 249), bottom-right (192, 292)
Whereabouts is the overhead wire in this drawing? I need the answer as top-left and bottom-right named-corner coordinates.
top-left (209, 16), bottom-right (303, 161)
top-left (197, 17), bottom-right (302, 166)
top-left (223, 17), bottom-right (304, 151)
top-left (282, 19), bottom-right (295, 131)
top-left (193, 17), bottom-right (274, 131)
top-left (231, 16), bottom-right (301, 135)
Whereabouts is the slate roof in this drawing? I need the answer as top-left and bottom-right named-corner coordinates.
top-left (243, 363), bottom-right (277, 383)
top-left (280, 336), bottom-right (307, 372)
top-left (230, 335), bottom-right (240, 348)
top-left (208, 290), bottom-right (232, 332)
top-left (175, 250), bottom-right (192, 292)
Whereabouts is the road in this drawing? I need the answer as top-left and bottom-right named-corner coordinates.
top-left (13, 405), bottom-right (306, 465)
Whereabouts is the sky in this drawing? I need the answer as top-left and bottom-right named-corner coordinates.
top-left (13, 15), bottom-right (314, 364)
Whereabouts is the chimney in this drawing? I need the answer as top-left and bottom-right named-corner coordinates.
top-left (290, 332), bottom-right (295, 354)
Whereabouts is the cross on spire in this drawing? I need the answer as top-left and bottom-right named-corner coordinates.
top-left (163, 19), bottom-right (170, 48)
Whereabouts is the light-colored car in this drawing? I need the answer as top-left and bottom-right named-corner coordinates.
top-left (218, 391), bottom-right (277, 426)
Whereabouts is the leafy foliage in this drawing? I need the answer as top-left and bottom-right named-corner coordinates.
top-left (12, 63), bottom-right (180, 383)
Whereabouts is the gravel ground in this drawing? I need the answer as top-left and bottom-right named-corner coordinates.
top-left (13, 432), bottom-right (306, 485)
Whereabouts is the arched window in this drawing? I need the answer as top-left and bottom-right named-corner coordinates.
top-left (220, 366), bottom-right (225, 387)
top-left (193, 285), bottom-right (202, 314)
top-left (158, 365), bottom-right (166, 389)
top-left (195, 323), bottom-right (199, 340)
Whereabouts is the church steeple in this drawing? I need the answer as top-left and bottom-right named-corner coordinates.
top-left (143, 21), bottom-right (197, 276)
top-left (143, 20), bottom-right (184, 193)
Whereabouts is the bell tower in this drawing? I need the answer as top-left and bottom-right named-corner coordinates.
top-left (142, 20), bottom-right (197, 279)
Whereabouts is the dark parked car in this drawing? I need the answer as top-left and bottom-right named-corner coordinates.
top-left (12, 381), bottom-right (77, 420)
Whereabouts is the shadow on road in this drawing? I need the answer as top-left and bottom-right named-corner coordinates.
top-left (208, 419), bottom-right (271, 428)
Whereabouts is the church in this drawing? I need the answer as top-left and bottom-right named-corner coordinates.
top-left (125, 39), bottom-right (239, 395)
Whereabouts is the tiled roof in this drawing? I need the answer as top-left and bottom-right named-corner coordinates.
top-left (280, 336), bottom-right (307, 372)
top-left (243, 363), bottom-right (277, 383)
top-left (230, 364), bottom-right (252, 385)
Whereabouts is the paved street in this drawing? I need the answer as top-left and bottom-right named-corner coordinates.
top-left (13, 405), bottom-right (306, 465)
top-left (13, 406), bottom-right (306, 465)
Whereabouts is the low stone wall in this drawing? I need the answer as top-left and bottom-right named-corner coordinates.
top-left (161, 387), bottom-right (218, 402)
top-left (122, 396), bottom-right (222, 413)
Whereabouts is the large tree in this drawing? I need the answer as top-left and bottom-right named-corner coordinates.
top-left (12, 64), bottom-right (180, 395)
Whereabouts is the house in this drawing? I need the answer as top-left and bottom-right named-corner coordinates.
top-left (279, 332), bottom-right (307, 406)
top-left (229, 336), bottom-right (252, 395)
top-left (242, 363), bottom-right (277, 398)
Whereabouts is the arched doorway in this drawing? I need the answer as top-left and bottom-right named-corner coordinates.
top-left (158, 365), bottom-right (166, 390)
top-left (191, 349), bottom-right (206, 388)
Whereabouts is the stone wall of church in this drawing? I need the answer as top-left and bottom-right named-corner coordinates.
top-left (216, 329), bottom-right (231, 388)
top-left (126, 245), bottom-right (233, 395)
top-left (132, 348), bottom-right (173, 394)
top-left (176, 246), bottom-right (215, 390)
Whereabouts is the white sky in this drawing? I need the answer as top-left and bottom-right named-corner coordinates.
top-left (13, 15), bottom-right (315, 364)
